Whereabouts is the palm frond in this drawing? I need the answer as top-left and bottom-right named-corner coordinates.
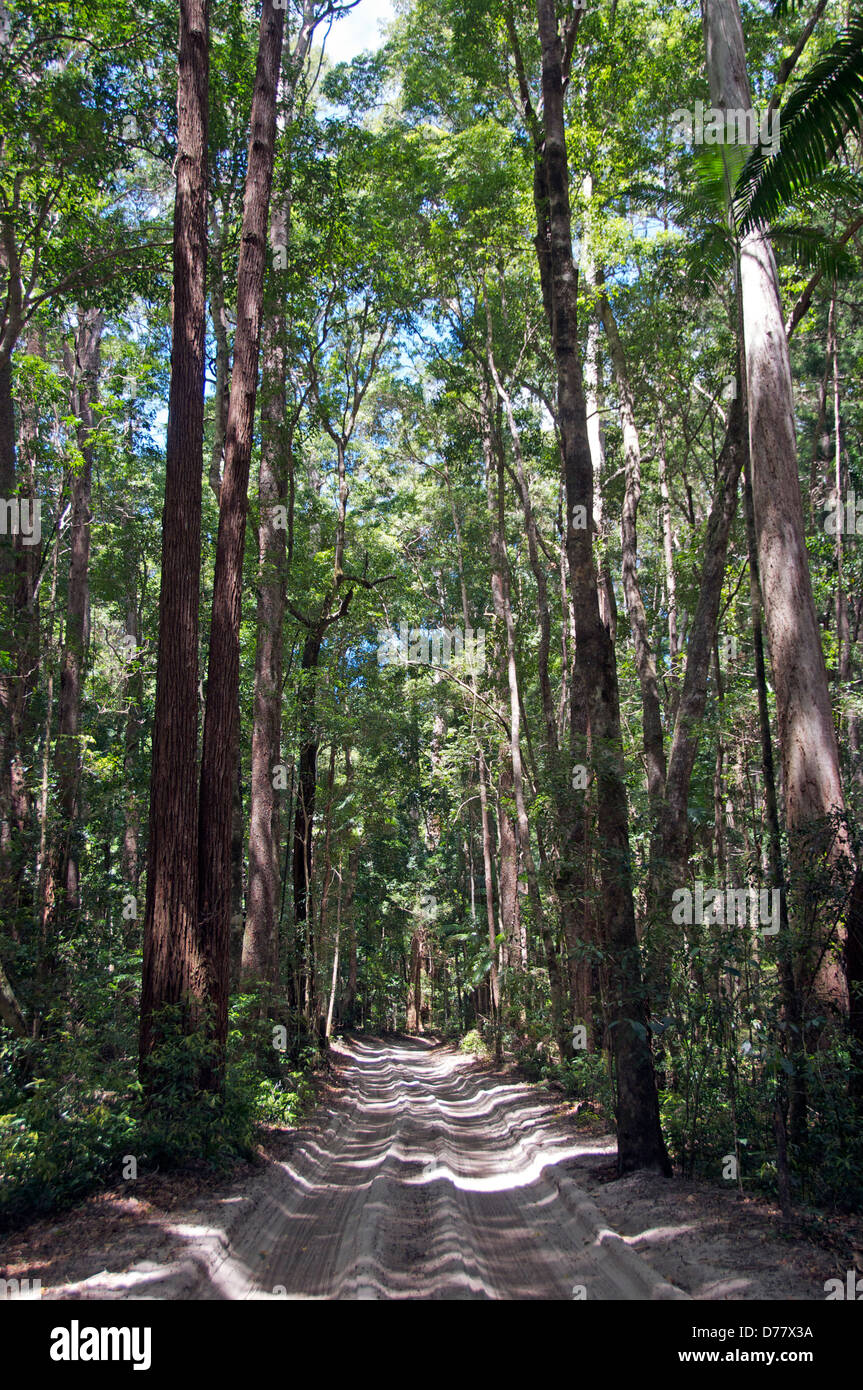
top-left (681, 224), bottom-right (736, 296)
top-left (692, 144), bottom-right (749, 216)
top-left (735, 15), bottom-right (863, 232)
top-left (792, 164), bottom-right (863, 213)
top-left (618, 179), bottom-right (715, 230)
top-left (769, 221), bottom-right (857, 278)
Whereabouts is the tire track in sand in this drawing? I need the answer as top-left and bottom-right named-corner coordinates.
top-left (190, 1035), bottom-right (689, 1300)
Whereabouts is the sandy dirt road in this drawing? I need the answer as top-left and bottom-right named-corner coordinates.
top-left (43, 1035), bottom-right (688, 1301)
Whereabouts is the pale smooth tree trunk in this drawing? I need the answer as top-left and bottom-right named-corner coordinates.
top-left (242, 221), bottom-right (288, 993)
top-left (325, 853), bottom-right (342, 1038)
top-left (596, 279), bottom-right (666, 822)
top-left (701, 0), bottom-right (853, 1013)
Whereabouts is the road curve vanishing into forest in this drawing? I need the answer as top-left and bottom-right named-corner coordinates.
top-left (48, 1037), bottom-right (691, 1300)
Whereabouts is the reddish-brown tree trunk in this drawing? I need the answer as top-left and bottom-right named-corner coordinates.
top-left (197, 0), bottom-right (285, 1074)
top-left (139, 0), bottom-right (209, 1068)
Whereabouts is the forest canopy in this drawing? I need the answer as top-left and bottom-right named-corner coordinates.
top-left (1, 0), bottom-right (862, 1232)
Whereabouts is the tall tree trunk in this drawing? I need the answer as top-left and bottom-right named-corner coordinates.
top-left (596, 281), bottom-right (666, 828)
top-left (484, 373), bottom-right (569, 1059)
top-left (342, 745), bottom-right (359, 1026)
top-left (533, 0), bottom-right (669, 1173)
top-left (207, 204), bottom-right (231, 501)
top-left (229, 748), bottom-right (245, 990)
top-left (830, 296), bottom-right (857, 761)
top-left (407, 929), bottom-right (423, 1033)
top-left (657, 414), bottom-right (681, 709)
top-left (743, 448), bottom-right (806, 1145)
top-left (197, 0), bottom-right (285, 1077)
top-left (121, 595), bottom-right (143, 897)
top-left (657, 397), bottom-right (747, 908)
top-left (32, 505), bottom-right (61, 1030)
top-left (446, 447), bottom-right (505, 1028)
top-left (292, 627), bottom-right (323, 1018)
top-left (42, 310), bottom-right (102, 948)
top-left (139, 0), bottom-right (209, 1069)
top-left (316, 741), bottom-right (338, 1041)
top-left (0, 358), bottom-right (18, 885)
top-left (700, 0), bottom-right (854, 1015)
top-left (242, 242), bottom-right (288, 992)
top-left (6, 328), bottom-right (42, 886)
top-left (325, 851), bottom-right (342, 1038)
top-left (477, 750), bottom-right (500, 1011)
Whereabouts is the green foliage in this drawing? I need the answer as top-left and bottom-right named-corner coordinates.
top-left (736, 14), bottom-right (863, 231)
top-left (0, 995), bottom-right (324, 1230)
top-left (136, 1008), bottom-right (257, 1171)
top-left (3, 0), bottom-right (863, 1239)
top-left (459, 1028), bottom-right (489, 1057)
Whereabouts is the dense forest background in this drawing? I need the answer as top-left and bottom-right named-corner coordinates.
top-left (2, 0), bottom-right (863, 1230)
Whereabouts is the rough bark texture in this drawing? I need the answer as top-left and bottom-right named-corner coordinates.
top-left (0, 332), bottom-right (42, 899)
top-left (139, 0), bottom-right (209, 1067)
top-left (197, 0), bottom-right (285, 1073)
top-left (534, 0), bottom-right (669, 1174)
top-left (207, 205), bottom-right (231, 501)
top-left (42, 310), bottom-right (102, 949)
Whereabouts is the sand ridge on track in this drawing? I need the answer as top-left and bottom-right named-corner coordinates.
top-left (37, 1035), bottom-right (689, 1301)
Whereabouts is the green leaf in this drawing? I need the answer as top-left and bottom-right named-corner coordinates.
top-left (736, 16), bottom-right (863, 231)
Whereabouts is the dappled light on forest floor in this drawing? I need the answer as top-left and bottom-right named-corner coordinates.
top-left (12, 1036), bottom-right (837, 1301)
top-left (36, 1037), bottom-right (687, 1300)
